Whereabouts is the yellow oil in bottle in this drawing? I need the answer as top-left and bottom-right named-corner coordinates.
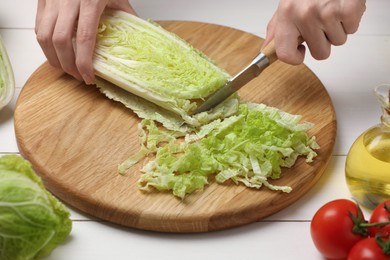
top-left (345, 126), bottom-right (390, 209)
top-left (346, 84), bottom-right (390, 209)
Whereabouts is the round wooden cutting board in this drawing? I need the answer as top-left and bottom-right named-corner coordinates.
top-left (14, 21), bottom-right (336, 233)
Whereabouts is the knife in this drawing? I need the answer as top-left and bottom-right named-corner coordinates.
top-left (192, 40), bottom-right (277, 114)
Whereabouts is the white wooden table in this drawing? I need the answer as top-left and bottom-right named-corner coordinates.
top-left (1, 1), bottom-right (389, 259)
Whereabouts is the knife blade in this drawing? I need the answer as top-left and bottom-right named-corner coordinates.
top-left (192, 40), bottom-right (277, 114)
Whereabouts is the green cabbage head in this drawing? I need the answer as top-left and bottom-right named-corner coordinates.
top-left (0, 155), bottom-right (72, 260)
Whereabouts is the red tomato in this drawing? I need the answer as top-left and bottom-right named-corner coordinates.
top-left (347, 237), bottom-right (390, 260)
top-left (369, 200), bottom-right (390, 237)
top-left (311, 199), bottom-right (368, 259)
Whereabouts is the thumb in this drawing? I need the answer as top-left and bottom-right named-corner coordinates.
top-left (262, 13), bottom-right (277, 48)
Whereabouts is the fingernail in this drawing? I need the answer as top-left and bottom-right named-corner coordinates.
top-left (82, 74), bottom-right (94, 85)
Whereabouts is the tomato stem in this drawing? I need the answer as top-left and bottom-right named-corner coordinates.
top-left (348, 206), bottom-right (390, 237)
top-left (375, 234), bottom-right (390, 255)
top-left (349, 210), bottom-right (370, 237)
top-left (360, 221), bottom-right (390, 228)
top-left (384, 202), bottom-right (390, 213)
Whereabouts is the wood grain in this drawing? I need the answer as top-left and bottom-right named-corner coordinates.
top-left (14, 21), bottom-right (336, 233)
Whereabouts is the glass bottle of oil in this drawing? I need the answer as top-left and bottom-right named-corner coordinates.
top-left (345, 84), bottom-right (390, 209)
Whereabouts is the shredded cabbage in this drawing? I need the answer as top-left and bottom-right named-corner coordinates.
top-left (119, 103), bottom-right (319, 199)
top-left (0, 35), bottom-right (15, 111)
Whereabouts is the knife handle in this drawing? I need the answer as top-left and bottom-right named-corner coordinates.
top-left (261, 39), bottom-right (277, 65)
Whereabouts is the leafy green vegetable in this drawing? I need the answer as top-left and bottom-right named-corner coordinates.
top-left (0, 35), bottom-right (15, 111)
top-left (93, 10), bottom-right (231, 118)
top-left (120, 103), bottom-right (319, 199)
top-left (93, 11), bottom-right (319, 199)
top-left (96, 77), bottom-right (240, 129)
top-left (0, 155), bottom-right (72, 260)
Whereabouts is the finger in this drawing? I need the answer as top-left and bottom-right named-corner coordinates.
top-left (35, 1), bottom-right (61, 68)
top-left (107, 0), bottom-right (138, 15)
top-left (274, 21), bottom-right (306, 65)
top-left (296, 14), bottom-right (331, 61)
top-left (75, 2), bottom-right (106, 84)
top-left (341, 0), bottom-right (367, 34)
top-left (126, 5), bottom-right (138, 16)
top-left (53, 1), bottom-right (82, 80)
top-left (318, 5), bottom-right (348, 46)
top-left (262, 13), bottom-right (277, 48)
top-left (301, 26), bottom-right (331, 61)
top-left (307, 32), bottom-right (331, 61)
top-left (35, 0), bottom-right (46, 33)
top-left (323, 20), bottom-right (347, 46)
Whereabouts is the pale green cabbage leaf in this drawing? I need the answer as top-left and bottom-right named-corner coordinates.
top-left (96, 77), bottom-right (240, 130)
top-left (0, 155), bottom-right (72, 260)
top-left (0, 35), bottom-right (15, 111)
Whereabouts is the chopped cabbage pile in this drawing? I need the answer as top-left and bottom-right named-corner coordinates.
top-left (118, 103), bottom-right (319, 199)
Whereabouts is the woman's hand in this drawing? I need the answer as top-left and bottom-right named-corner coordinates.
top-left (35, 0), bottom-right (136, 84)
top-left (263, 0), bottom-right (366, 65)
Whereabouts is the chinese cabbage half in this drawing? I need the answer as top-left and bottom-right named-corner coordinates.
top-left (94, 10), bottom-right (231, 118)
